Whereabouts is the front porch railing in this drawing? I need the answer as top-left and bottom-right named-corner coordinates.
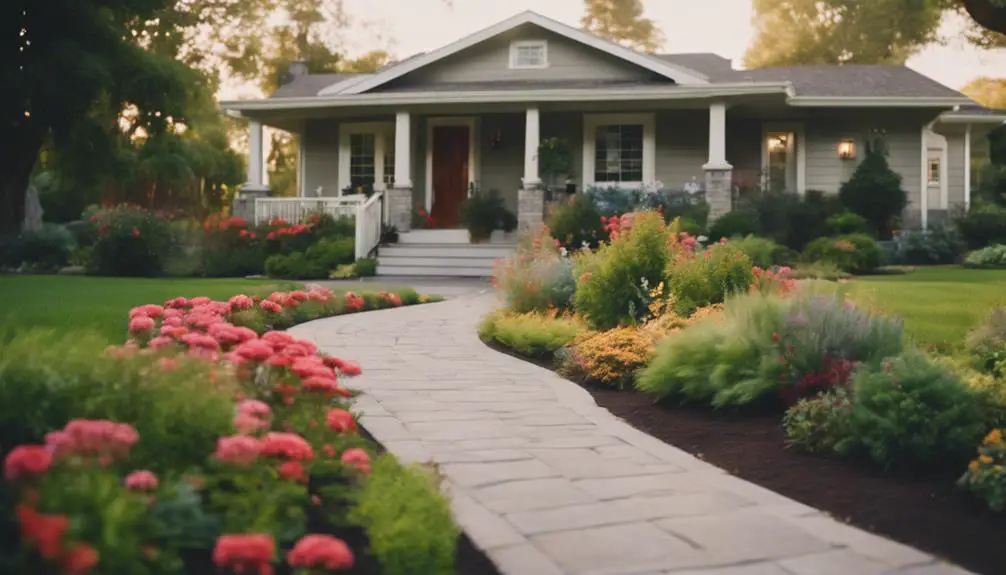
top-left (253, 196), bottom-right (364, 225)
top-left (354, 192), bottom-right (383, 260)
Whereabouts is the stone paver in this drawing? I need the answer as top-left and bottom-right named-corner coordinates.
top-left (291, 289), bottom-right (975, 575)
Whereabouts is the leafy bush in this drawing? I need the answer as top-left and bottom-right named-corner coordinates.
top-left (666, 242), bottom-right (755, 316)
top-left (935, 354), bottom-right (1006, 426)
top-left (574, 212), bottom-right (670, 329)
top-left (201, 214), bottom-right (264, 277)
top-left (493, 226), bottom-right (576, 313)
top-left (840, 352), bottom-right (988, 468)
top-left (88, 206), bottom-right (177, 276)
top-left (748, 190), bottom-right (842, 250)
top-left (889, 226), bottom-right (966, 265)
top-left (305, 237), bottom-right (355, 270)
top-left (783, 389), bottom-right (853, 454)
top-left (838, 139), bottom-right (908, 239)
top-left (959, 428), bottom-right (1006, 512)
top-left (264, 252), bottom-right (327, 280)
top-left (825, 212), bottom-right (870, 236)
top-left (957, 203), bottom-right (1006, 249)
top-left (965, 244), bottom-right (1006, 268)
top-left (478, 310), bottom-right (585, 357)
top-left (726, 235), bottom-right (792, 269)
top-left (707, 208), bottom-right (760, 241)
top-left (459, 190), bottom-right (517, 241)
top-left (566, 327), bottom-right (656, 388)
top-left (353, 258), bottom-right (377, 277)
top-left (801, 234), bottom-right (882, 273)
top-left (2, 224), bottom-right (76, 271)
top-left (788, 261), bottom-right (851, 281)
top-left (350, 455), bottom-right (458, 575)
top-left (967, 307), bottom-right (1006, 376)
top-left (547, 193), bottom-right (606, 250)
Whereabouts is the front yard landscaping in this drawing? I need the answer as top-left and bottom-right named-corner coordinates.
top-left (482, 209), bottom-right (1006, 575)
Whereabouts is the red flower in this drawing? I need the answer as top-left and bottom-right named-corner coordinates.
top-left (62, 542), bottom-right (99, 575)
top-left (215, 436), bottom-right (263, 466)
top-left (302, 376), bottom-right (341, 395)
top-left (4, 445), bottom-right (52, 480)
top-left (340, 448), bottom-right (371, 475)
top-left (125, 470), bottom-right (158, 492)
top-left (261, 432), bottom-right (313, 461)
top-left (128, 316), bottom-right (155, 335)
top-left (17, 505), bottom-right (69, 560)
top-left (277, 460), bottom-right (307, 483)
top-left (772, 332), bottom-right (781, 342)
top-left (326, 409), bottom-right (357, 433)
top-left (260, 300), bottom-right (282, 314)
top-left (131, 227), bottom-right (140, 238)
top-left (213, 534), bottom-right (275, 575)
top-left (234, 340), bottom-right (274, 362)
top-left (287, 534), bottom-right (354, 571)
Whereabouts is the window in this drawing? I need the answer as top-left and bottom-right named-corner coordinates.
top-left (928, 158), bottom-right (941, 185)
top-left (765, 131), bottom-right (797, 192)
top-left (349, 133), bottom-right (376, 188)
top-left (510, 40), bottom-right (548, 69)
top-left (594, 124), bottom-right (644, 183)
top-left (383, 149), bottom-right (395, 186)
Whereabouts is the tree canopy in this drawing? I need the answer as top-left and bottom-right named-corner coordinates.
top-left (581, 0), bottom-right (665, 52)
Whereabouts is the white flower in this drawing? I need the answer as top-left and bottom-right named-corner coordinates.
top-left (559, 247), bottom-right (568, 257)
top-left (697, 235), bottom-right (709, 244)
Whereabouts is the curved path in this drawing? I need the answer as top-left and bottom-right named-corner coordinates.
top-left (292, 290), bottom-right (972, 575)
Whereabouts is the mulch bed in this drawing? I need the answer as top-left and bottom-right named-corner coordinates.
top-left (485, 341), bottom-right (1006, 575)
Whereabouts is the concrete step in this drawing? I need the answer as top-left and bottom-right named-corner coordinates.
top-left (376, 264), bottom-right (493, 277)
top-left (380, 244), bottom-right (515, 259)
top-left (378, 256), bottom-right (502, 268)
top-left (398, 229), bottom-right (518, 245)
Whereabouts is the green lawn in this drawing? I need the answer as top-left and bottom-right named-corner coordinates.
top-left (843, 267), bottom-right (1006, 352)
top-left (0, 275), bottom-right (302, 343)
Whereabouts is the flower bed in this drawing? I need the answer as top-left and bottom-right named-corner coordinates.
top-left (1, 285), bottom-right (494, 575)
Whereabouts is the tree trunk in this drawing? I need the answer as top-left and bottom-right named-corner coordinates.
top-left (0, 123), bottom-right (45, 236)
top-left (962, 0), bottom-right (1006, 35)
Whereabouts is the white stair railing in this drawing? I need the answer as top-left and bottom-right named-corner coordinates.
top-left (355, 191), bottom-right (383, 260)
top-left (253, 197), bottom-right (364, 225)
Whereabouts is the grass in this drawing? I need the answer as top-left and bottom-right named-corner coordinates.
top-left (841, 267), bottom-right (1006, 353)
top-left (0, 275), bottom-right (304, 343)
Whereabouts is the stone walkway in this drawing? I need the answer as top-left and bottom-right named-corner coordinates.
top-left (292, 290), bottom-right (974, 575)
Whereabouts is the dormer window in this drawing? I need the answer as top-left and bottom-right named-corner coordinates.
top-left (510, 40), bottom-right (548, 69)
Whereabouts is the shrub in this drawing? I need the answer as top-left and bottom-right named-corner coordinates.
top-left (839, 352), bottom-right (988, 468)
top-left (547, 193), bottom-right (606, 250)
top-left (351, 455), bottom-right (458, 575)
top-left (748, 190), bottom-right (841, 250)
top-left (574, 212), bottom-right (669, 329)
top-left (478, 310), bottom-right (584, 357)
top-left (353, 258), bottom-right (378, 277)
top-left (264, 252), bottom-right (327, 280)
top-left (727, 235), bottom-right (792, 268)
top-left (935, 355), bottom-right (1006, 426)
top-left (201, 213), bottom-right (264, 277)
top-left (568, 327), bottom-right (657, 388)
top-left (957, 202), bottom-right (1006, 249)
top-left (959, 428), bottom-right (1006, 512)
top-left (788, 261), bottom-right (851, 281)
top-left (838, 139), bottom-right (908, 239)
top-left (825, 212), bottom-right (870, 236)
top-left (305, 237), bottom-right (355, 270)
top-left (965, 244), bottom-right (1006, 268)
top-left (888, 225), bottom-right (966, 265)
top-left (459, 190), bottom-right (517, 241)
top-left (666, 241), bottom-right (755, 316)
top-left (493, 225), bottom-right (576, 313)
top-left (783, 389), bottom-right (853, 454)
top-left (89, 206), bottom-right (176, 276)
top-left (801, 234), bottom-right (882, 273)
top-left (967, 307), bottom-right (1006, 376)
top-left (707, 208), bottom-right (760, 241)
top-left (2, 224), bottom-right (76, 271)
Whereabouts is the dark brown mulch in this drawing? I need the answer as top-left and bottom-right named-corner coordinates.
top-left (484, 340), bottom-right (1006, 575)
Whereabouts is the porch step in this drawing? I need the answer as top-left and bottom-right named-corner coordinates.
top-left (398, 229), bottom-right (518, 245)
top-left (376, 241), bottom-right (515, 278)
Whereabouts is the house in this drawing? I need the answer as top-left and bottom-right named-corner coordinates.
top-left (220, 10), bottom-right (1006, 276)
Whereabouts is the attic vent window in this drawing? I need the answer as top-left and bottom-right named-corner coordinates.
top-left (510, 40), bottom-right (548, 69)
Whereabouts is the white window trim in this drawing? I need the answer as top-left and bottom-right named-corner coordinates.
top-left (582, 113), bottom-right (656, 189)
top-left (509, 40), bottom-right (549, 70)
top-left (425, 116), bottom-right (479, 213)
top-left (338, 121), bottom-right (395, 195)
top-left (927, 158), bottom-right (941, 186)
top-left (923, 127), bottom-right (949, 211)
top-left (760, 122), bottom-right (807, 194)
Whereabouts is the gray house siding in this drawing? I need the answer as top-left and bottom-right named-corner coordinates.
top-left (303, 120), bottom-right (341, 197)
top-left (480, 113), bottom-right (522, 212)
top-left (655, 111), bottom-right (708, 190)
top-left (945, 129), bottom-right (967, 208)
top-left (381, 25), bottom-right (662, 90)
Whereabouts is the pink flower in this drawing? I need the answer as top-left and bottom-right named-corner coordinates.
top-left (261, 331), bottom-right (295, 350)
top-left (234, 340), bottom-right (274, 362)
top-left (302, 376), bottom-right (342, 395)
top-left (128, 316), bottom-right (156, 335)
top-left (287, 534), bottom-right (354, 570)
top-left (215, 436), bottom-right (263, 465)
top-left (340, 448), bottom-right (371, 475)
top-left (238, 400), bottom-right (272, 419)
top-left (4, 445), bottom-right (52, 480)
top-left (261, 432), bottom-right (313, 461)
top-left (213, 534), bottom-right (275, 575)
top-left (125, 470), bottom-right (158, 492)
top-left (190, 296), bottom-right (212, 306)
top-left (149, 336), bottom-right (176, 350)
top-left (50, 419), bottom-right (139, 460)
top-left (159, 357), bottom-right (179, 371)
top-left (234, 413), bottom-right (268, 434)
top-left (260, 300), bottom-right (282, 314)
top-left (229, 294), bottom-right (254, 311)
top-left (326, 409), bottom-right (357, 433)
top-left (277, 460), bottom-right (307, 483)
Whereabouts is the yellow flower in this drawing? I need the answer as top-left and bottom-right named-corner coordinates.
top-left (980, 455), bottom-right (994, 465)
top-left (969, 460), bottom-right (980, 473)
top-left (984, 429), bottom-right (1003, 446)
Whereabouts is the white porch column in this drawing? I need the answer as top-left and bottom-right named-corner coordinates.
top-left (964, 123), bottom-right (972, 210)
top-left (703, 101), bottom-right (733, 221)
top-left (247, 120), bottom-right (264, 187)
top-left (389, 111), bottom-right (413, 232)
top-left (518, 106), bottom-right (545, 232)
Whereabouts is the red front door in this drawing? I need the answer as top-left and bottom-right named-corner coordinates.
top-left (431, 125), bottom-right (470, 229)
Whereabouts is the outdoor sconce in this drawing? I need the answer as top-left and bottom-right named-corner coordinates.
top-left (838, 139), bottom-right (856, 160)
top-left (490, 130), bottom-right (503, 150)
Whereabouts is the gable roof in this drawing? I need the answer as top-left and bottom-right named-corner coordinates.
top-left (271, 74), bottom-right (359, 99)
top-left (320, 10), bottom-right (709, 96)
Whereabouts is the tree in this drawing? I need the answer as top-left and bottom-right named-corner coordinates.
top-left (839, 133), bottom-right (908, 238)
top-left (962, 77), bottom-right (1006, 109)
top-left (581, 0), bottom-right (665, 52)
top-left (744, 0), bottom-right (945, 68)
top-left (960, 0), bottom-right (1006, 36)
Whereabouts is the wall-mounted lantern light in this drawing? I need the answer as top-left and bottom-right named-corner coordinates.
top-left (838, 139), bottom-right (856, 160)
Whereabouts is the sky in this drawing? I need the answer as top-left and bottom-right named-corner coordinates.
top-left (306, 0), bottom-right (1005, 91)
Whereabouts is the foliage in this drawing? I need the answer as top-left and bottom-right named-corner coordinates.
top-left (935, 354), bottom-right (1006, 426)
top-left (957, 203), bottom-right (1006, 249)
top-left (839, 351), bottom-right (988, 468)
top-left (729, 235), bottom-right (793, 268)
top-left (304, 237), bottom-right (355, 270)
top-left (573, 212), bottom-right (670, 329)
top-left (478, 310), bottom-right (585, 358)
top-left (581, 0), bottom-right (665, 52)
top-left (965, 244), bottom-right (1006, 268)
top-left (538, 137), bottom-right (573, 191)
top-left (1, 224), bottom-right (76, 272)
top-left (891, 226), bottom-right (967, 265)
top-left (708, 208), bottom-right (760, 241)
top-left (967, 307), bottom-right (1006, 376)
top-left (568, 327), bottom-right (658, 388)
top-left (459, 190), bottom-right (517, 241)
top-left (747, 190), bottom-right (843, 250)
top-left (265, 253), bottom-right (326, 280)
top-left (547, 193), bottom-right (606, 251)
top-left (825, 212), bottom-right (871, 236)
top-left (838, 139), bottom-right (908, 239)
top-left (352, 258), bottom-right (378, 277)
top-left (493, 226), bottom-right (576, 313)
top-left (88, 206), bottom-right (177, 277)
top-left (788, 261), bottom-right (851, 281)
top-left (801, 234), bottom-right (882, 273)
top-left (666, 241), bottom-right (756, 316)
top-left (959, 428), bottom-right (1006, 512)
top-left (783, 389), bottom-right (854, 453)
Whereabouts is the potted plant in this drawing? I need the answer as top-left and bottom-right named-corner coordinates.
top-left (459, 189), bottom-right (517, 243)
